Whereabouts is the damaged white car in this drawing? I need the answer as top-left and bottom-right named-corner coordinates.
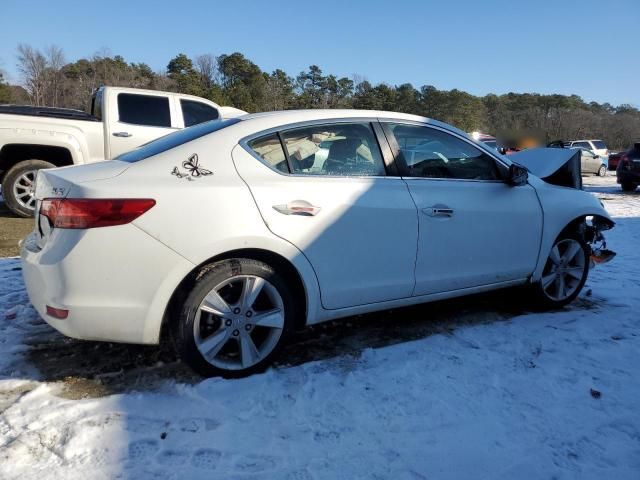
top-left (20, 110), bottom-right (615, 377)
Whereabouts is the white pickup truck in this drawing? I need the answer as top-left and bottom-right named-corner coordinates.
top-left (0, 86), bottom-right (245, 216)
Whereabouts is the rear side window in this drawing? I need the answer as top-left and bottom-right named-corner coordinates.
top-left (281, 123), bottom-right (386, 176)
top-left (118, 93), bottom-right (171, 127)
top-left (573, 141), bottom-right (590, 149)
top-left (247, 134), bottom-right (289, 173)
top-left (592, 140), bottom-right (606, 150)
top-left (181, 99), bottom-right (219, 127)
top-left (116, 118), bottom-right (241, 163)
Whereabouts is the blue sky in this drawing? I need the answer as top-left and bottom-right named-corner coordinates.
top-left (0, 0), bottom-right (638, 106)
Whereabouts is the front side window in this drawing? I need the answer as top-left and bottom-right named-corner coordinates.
top-left (118, 93), bottom-right (171, 127)
top-left (573, 141), bottom-right (590, 149)
top-left (387, 123), bottom-right (500, 180)
top-left (181, 99), bottom-right (219, 127)
top-left (280, 123), bottom-right (385, 176)
top-left (592, 140), bottom-right (606, 150)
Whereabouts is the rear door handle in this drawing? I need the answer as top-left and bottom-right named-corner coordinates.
top-left (423, 206), bottom-right (454, 217)
top-left (112, 131), bottom-right (132, 138)
top-left (273, 200), bottom-right (321, 216)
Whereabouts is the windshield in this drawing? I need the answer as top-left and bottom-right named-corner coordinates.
top-left (116, 118), bottom-right (242, 163)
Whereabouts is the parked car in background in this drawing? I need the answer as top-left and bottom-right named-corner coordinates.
top-left (0, 86), bottom-right (245, 217)
top-left (569, 147), bottom-right (608, 176)
top-left (564, 139), bottom-right (608, 157)
top-left (21, 109), bottom-right (614, 377)
top-left (608, 151), bottom-right (622, 171)
top-left (616, 142), bottom-right (640, 191)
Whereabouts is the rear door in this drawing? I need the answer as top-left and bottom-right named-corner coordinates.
top-left (233, 120), bottom-right (418, 310)
top-left (383, 121), bottom-right (543, 295)
top-left (107, 92), bottom-right (178, 158)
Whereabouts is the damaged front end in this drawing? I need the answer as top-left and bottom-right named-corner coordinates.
top-left (581, 216), bottom-right (616, 268)
top-left (509, 147), bottom-right (582, 189)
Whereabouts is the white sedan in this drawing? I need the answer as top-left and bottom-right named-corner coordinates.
top-left (21, 110), bottom-right (615, 377)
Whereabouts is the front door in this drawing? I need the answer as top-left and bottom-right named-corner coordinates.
top-left (383, 122), bottom-right (543, 295)
top-left (233, 121), bottom-right (418, 310)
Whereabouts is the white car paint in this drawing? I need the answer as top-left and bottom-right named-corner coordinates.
top-left (21, 110), bottom-right (613, 351)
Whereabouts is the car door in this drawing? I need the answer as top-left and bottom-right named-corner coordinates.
top-left (107, 92), bottom-right (178, 158)
top-left (382, 121), bottom-right (543, 296)
top-left (233, 120), bottom-right (418, 310)
top-left (587, 150), bottom-right (601, 173)
top-left (579, 149), bottom-right (590, 173)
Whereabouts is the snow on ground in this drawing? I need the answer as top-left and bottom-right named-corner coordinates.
top-left (1, 176), bottom-right (639, 479)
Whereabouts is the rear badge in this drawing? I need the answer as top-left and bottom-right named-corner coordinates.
top-left (171, 154), bottom-right (213, 181)
top-left (52, 187), bottom-right (66, 196)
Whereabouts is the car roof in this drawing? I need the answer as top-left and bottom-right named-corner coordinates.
top-left (237, 109), bottom-right (470, 138)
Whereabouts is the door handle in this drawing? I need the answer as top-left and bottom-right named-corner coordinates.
top-left (273, 200), bottom-right (321, 216)
top-left (423, 206), bottom-right (454, 217)
top-left (112, 131), bottom-right (132, 138)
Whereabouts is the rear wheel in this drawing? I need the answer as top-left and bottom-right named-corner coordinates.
top-left (173, 259), bottom-right (295, 377)
top-left (2, 160), bottom-right (55, 217)
top-left (531, 235), bottom-right (589, 309)
top-left (597, 165), bottom-right (606, 177)
top-left (621, 182), bottom-right (637, 192)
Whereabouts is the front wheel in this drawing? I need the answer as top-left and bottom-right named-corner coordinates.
top-left (597, 165), bottom-right (607, 177)
top-left (532, 236), bottom-right (589, 309)
top-left (1, 160), bottom-right (55, 217)
top-left (173, 259), bottom-right (295, 377)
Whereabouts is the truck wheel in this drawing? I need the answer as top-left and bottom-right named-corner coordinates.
top-left (621, 182), bottom-right (637, 192)
top-left (1, 160), bottom-right (55, 217)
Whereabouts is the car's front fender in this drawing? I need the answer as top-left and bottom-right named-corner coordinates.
top-left (531, 178), bottom-right (613, 281)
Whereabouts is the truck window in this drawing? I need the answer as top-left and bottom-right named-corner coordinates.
top-left (181, 99), bottom-right (219, 127)
top-left (118, 93), bottom-right (171, 127)
top-left (91, 88), bottom-right (103, 120)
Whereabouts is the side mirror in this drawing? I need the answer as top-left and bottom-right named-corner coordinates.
top-left (507, 163), bottom-right (528, 186)
top-left (498, 147), bottom-right (507, 155)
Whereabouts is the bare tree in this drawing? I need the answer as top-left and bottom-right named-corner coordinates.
top-left (195, 53), bottom-right (217, 89)
top-left (16, 44), bottom-right (47, 106)
top-left (45, 45), bottom-right (65, 106)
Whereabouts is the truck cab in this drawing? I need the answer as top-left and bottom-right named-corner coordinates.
top-left (0, 86), bottom-right (245, 217)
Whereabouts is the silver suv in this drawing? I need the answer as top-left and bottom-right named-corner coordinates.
top-left (564, 139), bottom-right (608, 157)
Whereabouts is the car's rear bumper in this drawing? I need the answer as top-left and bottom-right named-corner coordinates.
top-left (21, 225), bottom-right (193, 344)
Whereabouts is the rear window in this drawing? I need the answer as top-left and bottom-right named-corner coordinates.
top-left (592, 140), bottom-right (607, 150)
top-left (118, 93), bottom-right (171, 127)
top-left (181, 99), bottom-right (219, 127)
top-left (116, 118), bottom-right (241, 163)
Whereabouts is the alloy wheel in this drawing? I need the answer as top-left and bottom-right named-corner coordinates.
top-left (540, 239), bottom-right (586, 302)
top-left (193, 275), bottom-right (285, 370)
top-left (12, 170), bottom-right (37, 211)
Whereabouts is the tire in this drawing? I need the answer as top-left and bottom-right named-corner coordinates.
top-left (621, 182), bottom-right (637, 192)
top-left (173, 259), bottom-right (296, 378)
top-left (597, 165), bottom-right (606, 177)
top-left (531, 234), bottom-right (590, 309)
top-left (1, 160), bottom-right (55, 217)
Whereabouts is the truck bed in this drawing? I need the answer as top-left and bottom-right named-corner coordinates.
top-left (0, 105), bottom-right (99, 122)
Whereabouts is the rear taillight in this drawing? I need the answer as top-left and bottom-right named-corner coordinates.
top-left (40, 198), bottom-right (156, 229)
top-left (620, 154), bottom-right (631, 169)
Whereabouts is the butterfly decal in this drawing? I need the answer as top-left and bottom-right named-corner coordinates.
top-left (171, 154), bottom-right (213, 180)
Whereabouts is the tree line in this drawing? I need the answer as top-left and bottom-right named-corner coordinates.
top-left (1, 44), bottom-right (638, 149)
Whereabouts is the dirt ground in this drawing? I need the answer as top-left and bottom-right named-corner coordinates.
top-left (0, 196), bottom-right (32, 257)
